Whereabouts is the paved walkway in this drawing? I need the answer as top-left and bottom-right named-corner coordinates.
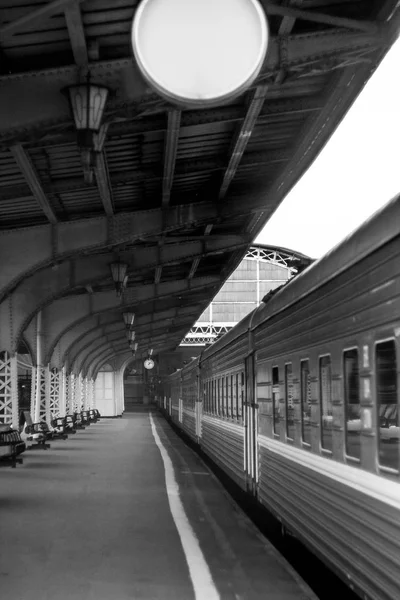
top-left (0, 413), bottom-right (315, 600)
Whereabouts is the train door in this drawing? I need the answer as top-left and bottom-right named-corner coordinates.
top-left (245, 353), bottom-right (258, 494)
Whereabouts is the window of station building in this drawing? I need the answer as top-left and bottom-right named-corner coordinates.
top-left (285, 364), bottom-right (294, 440)
top-left (301, 360), bottom-right (311, 446)
top-left (320, 356), bottom-right (333, 452)
top-left (343, 349), bottom-right (361, 461)
top-left (272, 366), bottom-right (280, 435)
top-left (376, 340), bottom-right (399, 471)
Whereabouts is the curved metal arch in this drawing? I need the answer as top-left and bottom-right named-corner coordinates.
top-left (0, 200), bottom-right (241, 303)
top-left (80, 341), bottom-right (117, 377)
top-left (87, 347), bottom-right (120, 380)
top-left (68, 322), bottom-right (125, 368)
top-left (82, 340), bottom-right (127, 379)
top-left (93, 350), bottom-right (132, 381)
top-left (61, 301), bottom-right (204, 368)
top-left (246, 244), bottom-right (313, 270)
top-left (7, 235), bottom-right (249, 350)
top-left (72, 331), bottom-right (125, 375)
top-left (52, 314), bottom-right (118, 370)
top-left (42, 275), bottom-right (220, 365)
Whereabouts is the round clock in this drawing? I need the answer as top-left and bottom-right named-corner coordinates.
top-left (144, 358), bottom-right (155, 370)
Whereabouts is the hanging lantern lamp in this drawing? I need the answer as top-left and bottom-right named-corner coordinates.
top-left (123, 312), bottom-right (135, 328)
top-left (110, 261), bottom-right (128, 297)
top-left (66, 80), bottom-right (109, 149)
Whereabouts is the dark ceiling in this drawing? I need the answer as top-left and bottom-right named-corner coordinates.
top-left (0, 0), bottom-right (399, 369)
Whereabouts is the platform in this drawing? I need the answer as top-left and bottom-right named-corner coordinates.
top-left (0, 413), bottom-right (315, 600)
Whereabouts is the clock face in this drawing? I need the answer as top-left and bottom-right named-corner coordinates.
top-left (144, 358), bottom-right (155, 370)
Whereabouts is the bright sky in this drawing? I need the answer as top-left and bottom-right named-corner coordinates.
top-left (255, 37), bottom-right (400, 259)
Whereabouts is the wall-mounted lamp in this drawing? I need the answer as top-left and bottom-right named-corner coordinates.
top-left (123, 312), bottom-right (135, 328)
top-left (110, 261), bottom-right (128, 298)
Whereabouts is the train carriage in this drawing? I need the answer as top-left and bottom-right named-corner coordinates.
top-left (165, 194), bottom-right (400, 600)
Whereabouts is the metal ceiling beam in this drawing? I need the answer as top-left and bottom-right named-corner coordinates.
top-left (162, 110), bottom-right (181, 208)
top-left (9, 145), bottom-right (58, 224)
top-left (94, 152), bottom-right (114, 216)
top-left (0, 0), bottom-right (84, 41)
top-left (61, 303), bottom-right (204, 365)
top-left (0, 32), bottom-right (380, 146)
top-left (264, 2), bottom-right (379, 34)
top-left (64, 1), bottom-right (88, 68)
top-left (0, 151), bottom-right (291, 201)
top-left (219, 85), bottom-right (269, 200)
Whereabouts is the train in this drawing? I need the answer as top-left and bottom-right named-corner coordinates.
top-left (158, 193), bottom-right (400, 600)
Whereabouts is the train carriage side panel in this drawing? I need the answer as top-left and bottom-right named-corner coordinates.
top-left (252, 198), bottom-right (400, 600)
top-left (181, 357), bottom-right (199, 441)
top-left (200, 324), bottom-right (250, 491)
top-left (258, 438), bottom-right (400, 600)
top-left (169, 370), bottom-right (181, 424)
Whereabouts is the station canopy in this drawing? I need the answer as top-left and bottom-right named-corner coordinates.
top-left (0, 0), bottom-right (399, 371)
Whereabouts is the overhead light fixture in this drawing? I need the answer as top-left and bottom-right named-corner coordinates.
top-left (123, 312), bottom-right (135, 328)
top-left (93, 123), bottom-right (110, 153)
top-left (66, 80), bottom-right (109, 150)
top-left (127, 330), bottom-right (136, 342)
top-left (110, 261), bottom-right (128, 297)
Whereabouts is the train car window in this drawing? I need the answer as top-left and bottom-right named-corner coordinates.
top-left (343, 349), bottom-right (361, 460)
top-left (229, 375), bottom-right (233, 418)
top-left (272, 366), bottom-right (280, 435)
top-left (285, 364), bottom-right (294, 439)
top-left (212, 379), bottom-right (215, 414)
top-left (320, 356), bottom-right (333, 452)
top-left (222, 377), bottom-right (226, 417)
top-left (301, 360), bottom-right (311, 445)
top-left (235, 374), bottom-right (239, 419)
top-left (232, 375), bottom-right (236, 419)
top-left (226, 376), bottom-right (230, 418)
top-left (240, 372), bottom-right (244, 418)
top-left (376, 340), bottom-right (399, 471)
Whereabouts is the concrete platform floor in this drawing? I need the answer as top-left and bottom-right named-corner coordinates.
top-left (0, 413), bottom-right (316, 600)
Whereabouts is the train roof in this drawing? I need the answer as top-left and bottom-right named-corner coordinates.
top-left (200, 308), bottom-right (255, 361)
top-left (251, 193), bottom-right (400, 330)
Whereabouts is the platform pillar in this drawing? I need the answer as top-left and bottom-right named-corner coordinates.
top-left (0, 350), bottom-right (18, 427)
top-left (89, 379), bottom-right (95, 409)
top-left (47, 367), bottom-right (60, 420)
top-left (68, 373), bottom-right (75, 415)
top-left (58, 367), bottom-right (67, 417)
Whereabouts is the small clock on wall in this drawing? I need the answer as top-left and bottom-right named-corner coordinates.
top-left (144, 358), bottom-right (155, 370)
